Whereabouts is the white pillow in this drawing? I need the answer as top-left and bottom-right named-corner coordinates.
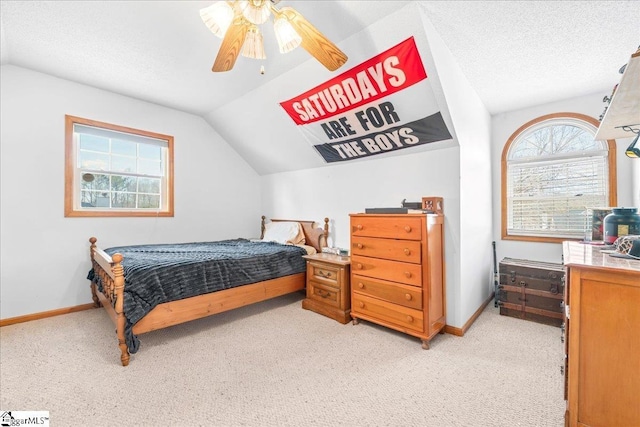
top-left (262, 221), bottom-right (305, 245)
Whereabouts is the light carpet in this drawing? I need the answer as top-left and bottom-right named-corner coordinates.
top-left (0, 292), bottom-right (565, 426)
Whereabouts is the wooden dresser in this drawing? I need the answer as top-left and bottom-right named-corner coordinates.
top-left (562, 241), bottom-right (640, 427)
top-left (349, 213), bottom-right (445, 349)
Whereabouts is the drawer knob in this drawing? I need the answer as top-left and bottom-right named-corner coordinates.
top-left (356, 224), bottom-right (363, 231)
top-left (357, 243), bottom-right (364, 249)
top-left (405, 294), bottom-right (412, 301)
top-left (356, 263), bottom-right (363, 270)
top-left (318, 271), bottom-right (332, 278)
top-left (406, 315), bottom-right (414, 323)
top-left (404, 226), bottom-right (412, 233)
top-left (404, 271), bottom-right (412, 278)
top-left (359, 302), bottom-right (365, 308)
top-left (404, 248), bottom-right (411, 255)
top-left (358, 282), bottom-right (364, 289)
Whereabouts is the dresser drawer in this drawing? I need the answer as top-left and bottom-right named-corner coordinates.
top-left (307, 280), bottom-right (340, 308)
top-left (351, 255), bottom-right (422, 287)
top-left (352, 274), bottom-right (422, 310)
top-left (351, 236), bottom-right (421, 264)
top-left (352, 293), bottom-right (424, 333)
top-left (307, 261), bottom-right (340, 286)
top-left (351, 216), bottom-right (422, 240)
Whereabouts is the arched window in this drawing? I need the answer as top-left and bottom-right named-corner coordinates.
top-left (501, 113), bottom-right (616, 242)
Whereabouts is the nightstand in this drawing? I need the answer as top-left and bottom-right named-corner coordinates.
top-left (302, 253), bottom-right (351, 324)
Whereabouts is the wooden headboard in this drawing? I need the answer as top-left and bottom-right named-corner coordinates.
top-left (260, 216), bottom-right (329, 252)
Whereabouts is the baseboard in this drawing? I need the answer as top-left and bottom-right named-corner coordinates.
top-left (444, 292), bottom-right (495, 337)
top-left (0, 303), bottom-right (96, 327)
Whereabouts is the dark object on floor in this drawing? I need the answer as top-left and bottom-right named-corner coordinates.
top-left (497, 258), bottom-right (565, 327)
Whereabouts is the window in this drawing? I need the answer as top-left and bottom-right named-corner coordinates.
top-left (501, 113), bottom-right (616, 242)
top-left (65, 115), bottom-right (174, 217)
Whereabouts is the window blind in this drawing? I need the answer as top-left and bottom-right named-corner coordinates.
top-left (507, 154), bottom-right (609, 238)
top-left (74, 124), bottom-right (168, 147)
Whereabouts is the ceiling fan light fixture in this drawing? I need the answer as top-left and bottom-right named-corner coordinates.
top-left (206, 1), bottom-right (348, 72)
top-left (200, 1), bottom-right (234, 38)
top-left (238, 0), bottom-right (271, 25)
top-left (241, 25), bottom-right (266, 60)
top-left (274, 15), bottom-right (302, 54)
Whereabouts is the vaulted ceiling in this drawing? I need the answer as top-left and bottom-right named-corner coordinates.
top-left (2, 1), bottom-right (639, 173)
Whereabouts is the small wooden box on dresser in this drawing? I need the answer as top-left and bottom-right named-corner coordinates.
top-left (349, 213), bottom-right (446, 349)
top-left (563, 241), bottom-right (640, 427)
top-left (302, 253), bottom-right (351, 324)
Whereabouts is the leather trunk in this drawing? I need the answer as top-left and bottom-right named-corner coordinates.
top-left (497, 258), bottom-right (565, 327)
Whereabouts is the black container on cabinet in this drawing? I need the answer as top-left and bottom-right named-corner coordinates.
top-left (603, 207), bottom-right (640, 244)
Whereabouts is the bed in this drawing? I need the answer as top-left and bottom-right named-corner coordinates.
top-left (88, 216), bottom-right (329, 366)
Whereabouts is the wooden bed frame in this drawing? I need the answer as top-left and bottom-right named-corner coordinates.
top-left (89, 216), bottom-right (329, 366)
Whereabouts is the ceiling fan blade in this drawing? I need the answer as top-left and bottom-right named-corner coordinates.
top-left (277, 7), bottom-right (348, 71)
top-left (212, 15), bottom-right (250, 72)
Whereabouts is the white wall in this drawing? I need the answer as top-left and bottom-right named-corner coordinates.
top-left (0, 65), bottom-right (262, 319)
top-left (419, 7), bottom-right (493, 326)
top-left (491, 92), bottom-right (638, 264)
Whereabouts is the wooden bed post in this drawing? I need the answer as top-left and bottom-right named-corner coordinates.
top-left (323, 218), bottom-right (329, 246)
top-left (111, 253), bottom-right (130, 366)
top-left (89, 237), bottom-right (102, 308)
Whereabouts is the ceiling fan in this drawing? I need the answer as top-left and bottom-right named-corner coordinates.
top-left (200, 0), bottom-right (348, 72)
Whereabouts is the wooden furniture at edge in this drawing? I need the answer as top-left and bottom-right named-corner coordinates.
top-left (562, 241), bottom-right (640, 427)
top-left (89, 217), bottom-right (329, 366)
top-left (302, 253), bottom-right (351, 324)
top-left (349, 213), bottom-right (446, 349)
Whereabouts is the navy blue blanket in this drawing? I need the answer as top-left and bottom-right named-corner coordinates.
top-left (88, 238), bottom-right (306, 352)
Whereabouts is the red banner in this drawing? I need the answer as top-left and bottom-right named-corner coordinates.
top-left (280, 37), bottom-right (427, 125)
top-left (280, 37), bottom-right (452, 163)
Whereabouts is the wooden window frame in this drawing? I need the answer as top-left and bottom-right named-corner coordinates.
top-left (501, 112), bottom-right (617, 243)
top-left (64, 115), bottom-right (174, 217)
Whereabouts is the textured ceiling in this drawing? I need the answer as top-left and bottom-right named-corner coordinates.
top-left (418, 1), bottom-right (640, 114)
top-left (1, 1), bottom-right (638, 115)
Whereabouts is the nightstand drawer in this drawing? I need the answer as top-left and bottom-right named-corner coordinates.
top-left (351, 236), bottom-right (421, 264)
top-left (352, 274), bottom-right (422, 310)
top-left (307, 280), bottom-right (340, 308)
top-left (307, 261), bottom-right (340, 285)
top-left (351, 216), bottom-right (422, 240)
top-left (352, 293), bottom-right (424, 333)
top-left (351, 255), bottom-right (422, 287)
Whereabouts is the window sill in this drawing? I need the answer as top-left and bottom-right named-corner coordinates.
top-left (501, 234), bottom-right (583, 244)
top-left (65, 209), bottom-right (174, 218)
